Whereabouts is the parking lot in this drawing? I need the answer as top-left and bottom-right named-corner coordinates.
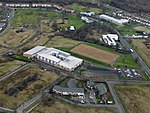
top-left (118, 68), bottom-right (142, 79)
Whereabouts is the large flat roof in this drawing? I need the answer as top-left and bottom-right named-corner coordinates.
top-left (23, 46), bottom-right (46, 56)
top-left (59, 56), bottom-right (83, 70)
top-left (37, 53), bottom-right (61, 63)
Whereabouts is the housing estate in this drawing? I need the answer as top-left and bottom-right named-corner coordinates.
top-left (23, 46), bottom-right (83, 71)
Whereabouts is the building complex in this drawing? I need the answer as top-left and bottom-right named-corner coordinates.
top-left (102, 34), bottom-right (119, 46)
top-left (23, 46), bottom-right (83, 71)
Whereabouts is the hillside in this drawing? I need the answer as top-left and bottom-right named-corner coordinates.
top-left (101, 0), bottom-right (150, 13)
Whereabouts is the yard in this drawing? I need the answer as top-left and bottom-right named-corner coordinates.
top-left (0, 66), bottom-right (59, 109)
top-left (71, 44), bottom-right (120, 65)
top-left (131, 39), bottom-right (150, 68)
top-left (115, 84), bottom-right (150, 113)
top-left (31, 99), bottom-right (117, 113)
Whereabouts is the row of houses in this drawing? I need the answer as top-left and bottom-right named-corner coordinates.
top-left (23, 46), bottom-right (83, 72)
top-left (99, 14), bottom-right (129, 25)
top-left (2, 2), bottom-right (75, 13)
top-left (115, 11), bottom-right (150, 27)
top-left (101, 34), bottom-right (119, 46)
top-left (80, 11), bottom-right (95, 16)
top-left (53, 85), bottom-right (84, 96)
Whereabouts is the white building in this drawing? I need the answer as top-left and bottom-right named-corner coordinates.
top-left (32, 3), bottom-right (52, 8)
top-left (6, 3), bottom-right (30, 7)
top-left (102, 34), bottom-right (119, 46)
top-left (80, 12), bottom-right (95, 16)
top-left (81, 16), bottom-right (93, 23)
top-left (23, 46), bottom-right (83, 71)
top-left (99, 14), bottom-right (129, 25)
top-left (53, 85), bottom-right (84, 96)
top-left (69, 26), bottom-right (75, 31)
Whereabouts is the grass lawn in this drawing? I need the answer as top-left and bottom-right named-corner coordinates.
top-left (0, 60), bottom-right (26, 77)
top-left (65, 3), bottom-right (102, 13)
top-left (115, 84), bottom-right (150, 113)
top-left (31, 99), bottom-right (117, 113)
top-left (0, 66), bottom-right (59, 109)
top-left (131, 39), bottom-right (150, 68)
top-left (134, 26), bottom-right (150, 34)
top-left (113, 54), bottom-right (139, 68)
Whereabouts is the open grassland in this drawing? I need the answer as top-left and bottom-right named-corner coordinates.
top-left (32, 99), bottom-right (117, 113)
top-left (0, 66), bottom-right (59, 109)
top-left (65, 3), bottom-right (102, 13)
top-left (12, 9), bottom-right (62, 27)
top-left (115, 85), bottom-right (150, 113)
top-left (12, 9), bottom-right (84, 29)
top-left (59, 14), bottom-right (85, 29)
top-left (112, 24), bottom-right (137, 35)
top-left (46, 36), bottom-right (81, 49)
top-left (113, 54), bottom-right (140, 68)
top-left (131, 39), bottom-right (150, 68)
top-left (0, 60), bottom-right (25, 77)
top-left (0, 28), bottom-right (35, 48)
top-left (134, 26), bottom-right (150, 34)
top-left (71, 44), bottom-right (120, 65)
top-left (20, 35), bottom-right (80, 55)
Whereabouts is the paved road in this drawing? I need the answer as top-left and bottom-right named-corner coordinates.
top-left (93, 15), bottom-right (150, 78)
top-left (107, 82), bottom-right (125, 113)
top-left (0, 8), bottom-right (14, 37)
top-left (108, 80), bottom-right (150, 85)
top-left (115, 29), bottom-right (150, 77)
top-left (0, 106), bottom-right (14, 113)
top-left (16, 92), bottom-right (43, 113)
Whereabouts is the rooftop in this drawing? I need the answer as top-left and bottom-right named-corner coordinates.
top-left (53, 85), bottom-right (84, 94)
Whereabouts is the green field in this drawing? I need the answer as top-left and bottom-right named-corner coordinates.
top-left (112, 24), bottom-right (137, 35)
top-left (113, 54), bottom-right (139, 68)
top-left (12, 9), bottom-right (84, 29)
top-left (65, 3), bottom-right (102, 13)
top-left (59, 14), bottom-right (85, 29)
